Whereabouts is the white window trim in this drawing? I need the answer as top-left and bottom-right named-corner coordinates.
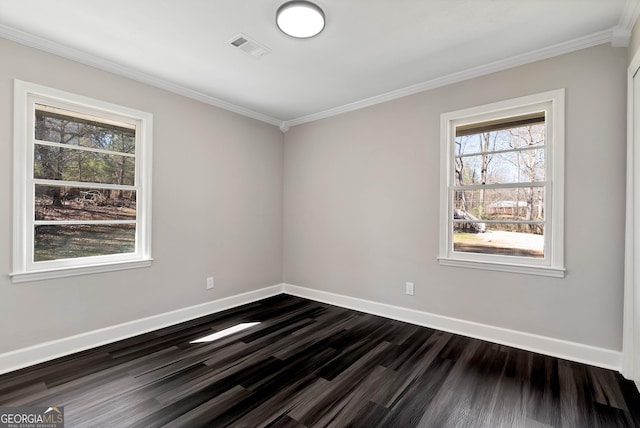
top-left (11, 80), bottom-right (153, 283)
top-left (438, 89), bottom-right (565, 278)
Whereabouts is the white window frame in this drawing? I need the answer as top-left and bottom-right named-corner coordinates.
top-left (11, 80), bottom-right (153, 283)
top-left (438, 89), bottom-right (565, 278)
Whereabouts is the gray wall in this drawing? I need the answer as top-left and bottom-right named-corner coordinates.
top-left (1, 38), bottom-right (629, 357)
top-left (283, 44), bottom-right (628, 351)
top-left (0, 38), bottom-right (284, 353)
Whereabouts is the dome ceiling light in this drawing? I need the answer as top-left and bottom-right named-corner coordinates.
top-left (276, 1), bottom-right (325, 39)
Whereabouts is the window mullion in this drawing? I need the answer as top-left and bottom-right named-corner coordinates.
top-left (453, 182), bottom-right (546, 191)
top-left (455, 144), bottom-right (545, 159)
top-left (33, 178), bottom-right (137, 192)
top-left (34, 140), bottom-right (136, 158)
top-left (34, 220), bottom-right (137, 226)
top-left (440, 89), bottom-right (564, 276)
top-left (12, 79), bottom-right (153, 282)
top-left (452, 219), bottom-right (545, 225)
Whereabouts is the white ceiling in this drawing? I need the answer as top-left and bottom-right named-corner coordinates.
top-left (0, 0), bottom-right (637, 129)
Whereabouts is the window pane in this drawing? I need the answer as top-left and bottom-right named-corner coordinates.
top-left (34, 224), bottom-right (136, 262)
top-left (453, 224), bottom-right (544, 258)
top-left (35, 185), bottom-right (136, 221)
top-left (456, 114), bottom-right (544, 137)
top-left (34, 145), bottom-right (135, 185)
top-left (454, 148), bottom-right (545, 186)
top-left (35, 105), bottom-right (135, 154)
top-left (454, 124), bottom-right (545, 157)
top-left (453, 188), bottom-right (544, 221)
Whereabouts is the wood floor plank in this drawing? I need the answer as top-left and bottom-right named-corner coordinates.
top-left (0, 294), bottom-right (639, 427)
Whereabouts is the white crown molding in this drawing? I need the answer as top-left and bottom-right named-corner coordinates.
top-left (0, 18), bottom-right (629, 133)
top-left (619, 0), bottom-right (640, 29)
top-left (612, 0), bottom-right (640, 47)
top-left (0, 24), bottom-right (283, 128)
top-left (283, 29), bottom-right (614, 129)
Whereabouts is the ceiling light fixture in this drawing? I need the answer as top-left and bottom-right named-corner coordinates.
top-left (276, 1), bottom-right (325, 39)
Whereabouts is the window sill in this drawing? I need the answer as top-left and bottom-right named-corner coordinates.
top-left (10, 259), bottom-right (154, 283)
top-left (438, 257), bottom-right (565, 278)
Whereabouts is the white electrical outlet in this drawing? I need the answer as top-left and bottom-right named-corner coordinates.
top-left (405, 282), bottom-right (414, 296)
top-left (206, 276), bottom-right (214, 290)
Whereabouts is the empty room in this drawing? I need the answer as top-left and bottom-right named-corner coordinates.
top-left (2, 0), bottom-right (640, 426)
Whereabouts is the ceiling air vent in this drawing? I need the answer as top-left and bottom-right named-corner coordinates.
top-left (228, 34), bottom-right (270, 58)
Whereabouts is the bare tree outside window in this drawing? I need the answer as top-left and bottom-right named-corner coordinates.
top-left (452, 118), bottom-right (546, 258)
top-left (12, 80), bottom-right (153, 283)
top-left (439, 90), bottom-right (564, 277)
top-left (33, 105), bottom-right (138, 262)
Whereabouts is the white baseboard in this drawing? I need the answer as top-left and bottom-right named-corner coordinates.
top-left (282, 283), bottom-right (622, 372)
top-left (0, 282), bottom-right (623, 376)
top-left (0, 284), bottom-right (282, 375)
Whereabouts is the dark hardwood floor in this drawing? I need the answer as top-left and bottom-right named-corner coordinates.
top-left (1, 294), bottom-right (639, 427)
